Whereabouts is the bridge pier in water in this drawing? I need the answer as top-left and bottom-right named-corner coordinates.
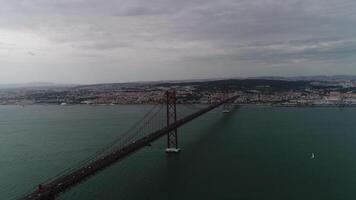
top-left (223, 85), bottom-right (233, 113)
top-left (165, 90), bottom-right (180, 153)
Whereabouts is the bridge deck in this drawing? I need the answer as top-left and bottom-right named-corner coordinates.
top-left (21, 96), bottom-right (237, 200)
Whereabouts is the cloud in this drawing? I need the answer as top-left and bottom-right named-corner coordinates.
top-left (27, 51), bottom-right (36, 56)
top-left (1, 0), bottom-right (356, 83)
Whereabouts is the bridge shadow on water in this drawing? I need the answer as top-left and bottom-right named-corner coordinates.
top-left (119, 108), bottom-right (240, 200)
top-left (58, 107), bottom-right (240, 200)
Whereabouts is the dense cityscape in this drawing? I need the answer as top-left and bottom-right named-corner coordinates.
top-left (2, 77), bottom-right (356, 106)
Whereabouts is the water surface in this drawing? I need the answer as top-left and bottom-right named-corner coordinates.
top-left (1, 105), bottom-right (356, 200)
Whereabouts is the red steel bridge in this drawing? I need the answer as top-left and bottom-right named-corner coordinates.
top-left (19, 89), bottom-right (238, 200)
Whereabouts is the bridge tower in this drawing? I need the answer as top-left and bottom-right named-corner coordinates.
top-left (165, 90), bottom-right (180, 153)
top-left (223, 85), bottom-right (232, 113)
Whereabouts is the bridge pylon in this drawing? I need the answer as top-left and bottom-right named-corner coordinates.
top-left (165, 90), bottom-right (180, 153)
top-left (222, 85), bottom-right (233, 113)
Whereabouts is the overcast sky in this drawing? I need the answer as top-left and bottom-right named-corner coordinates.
top-left (0, 0), bottom-right (356, 84)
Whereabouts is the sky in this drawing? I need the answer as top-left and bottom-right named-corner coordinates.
top-left (0, 0), bottom-right (356, 84)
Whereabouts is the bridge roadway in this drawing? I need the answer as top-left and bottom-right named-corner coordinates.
top-left (21, 95), bottom-right (238, 200)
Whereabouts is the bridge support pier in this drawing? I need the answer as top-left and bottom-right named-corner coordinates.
top-left (165, 90), bottom-right (180, 153)
top-left (222, 85), bottom-right (232, 113)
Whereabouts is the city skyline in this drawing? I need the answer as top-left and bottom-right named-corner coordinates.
top-left (1, 0), bottom-right (356, 84)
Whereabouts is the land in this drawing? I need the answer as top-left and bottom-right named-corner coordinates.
top-left (1, 76), bottom-right (356, 106)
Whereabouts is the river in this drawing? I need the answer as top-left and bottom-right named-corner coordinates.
top-left (1, 105), bottom-right (356, 200)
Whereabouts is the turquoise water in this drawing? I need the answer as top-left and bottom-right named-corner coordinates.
top-left (1, 105), bottom-right (356, 199)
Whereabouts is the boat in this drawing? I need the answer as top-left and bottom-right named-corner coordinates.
top-left (311, 153), bottom-right (315, 159)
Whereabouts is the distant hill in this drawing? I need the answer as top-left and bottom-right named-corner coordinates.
top-left (154, 78), bottom-right (312, 92)
top-left (251, 75), bottom-right (356, 81)
top-left (2, 75), bottom-right (355, 90)
top-left (0, 82), bottom-right (77, 89)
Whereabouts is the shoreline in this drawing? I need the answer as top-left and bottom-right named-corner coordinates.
top-left (1, 103), bottom-right (356, 108)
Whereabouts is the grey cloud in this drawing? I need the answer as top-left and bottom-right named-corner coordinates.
top-left (237, 39), bottom-right (356, 64)
top-left (181, 37), bottom-right (356, 65)
top-left (1, 0), bottom-right (356, 83)
top-left (0, 42), bottom-right (15, 50)
top-left (27, 51), bottom-right (36, 56)
top-left (75, 42), bottom-right (131, 50)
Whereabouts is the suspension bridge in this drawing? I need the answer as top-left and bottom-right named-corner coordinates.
top-left (19, 89), bottom-right (238, 200)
